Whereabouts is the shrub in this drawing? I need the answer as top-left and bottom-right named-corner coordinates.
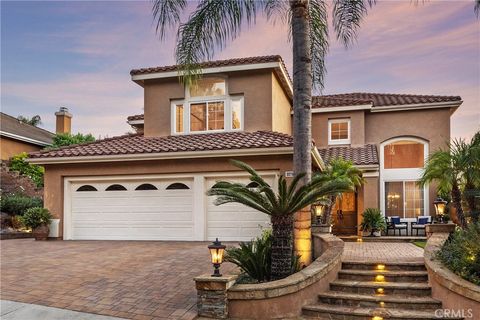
top-left (0, 194), bottom-right (43, 216)
top-left (437, 222), bottom-right (480, 285)
top-left (20, 207), bottom-right (52, 230)
top-left (50, 132), bottom-right (95, 148)
top-left (9, 152), bottom-right (44, 187)
top-left (225, 229), bottom-right (301, 283)
top-left (360, 208), bottom-right (387, 235)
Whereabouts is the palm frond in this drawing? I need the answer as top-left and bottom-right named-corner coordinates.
top-left (332, 0), bottom-right (375, 48)
top-left (175, 0), bottom-right (259, 86)
top-left (309, 0), bottom-right (329, 91)
top-left (475, 0), bottom-right (480, 18)
top-left (152, 0), bottom-right (187, 40)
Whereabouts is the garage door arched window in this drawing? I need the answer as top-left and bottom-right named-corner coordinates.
top-left (166, 182), bottom-right (190, 190)
top-left (135, 183), bottom-right (158, 191)
top-left (105, 184), bottom-right (127, 191)
top-left (76, 185), bottom-right (97, 192)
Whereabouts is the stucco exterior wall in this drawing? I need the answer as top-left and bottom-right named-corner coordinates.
top-left (0, 137), bottom-right (43, 160)
top-left (366, 108), bottom-right (452, 215)
top-left (271, 74), bottom-right (292, 135)
top-left (312, 110), bottom-right (365, 148)
top-left (142, 70), bottom-right (284, 137)
top-left (43, 155), bottom-right (294, 238)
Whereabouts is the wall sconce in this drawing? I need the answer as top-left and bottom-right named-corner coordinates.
top-left (208, 238), bottom-right (226, 277)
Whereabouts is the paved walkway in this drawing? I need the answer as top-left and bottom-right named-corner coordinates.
top-left (1, 239), bottom-right (236, 320)
top-left (342, 241), bottom-right (424, 262)
top-left (1, 300), bottom-right (124, 320)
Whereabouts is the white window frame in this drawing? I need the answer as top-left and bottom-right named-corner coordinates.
top-left (170, 76), bottom-right (244, 135)
top-left (380, 137), bottom-right (429, 220)
top-left (328, 118), bottom-right (351, 145)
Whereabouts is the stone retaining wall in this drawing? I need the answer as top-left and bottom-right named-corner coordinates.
top-left (424, 232), bottom-right (480, 317)
top-left (227, 233), bottom-right (343, 319)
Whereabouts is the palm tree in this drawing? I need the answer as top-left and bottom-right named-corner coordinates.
top-left (420, 137), bottom-right (480, 229)
top-left (152, 0), bottom-right (374, 183)
top-left (17, 115), bottom-right (42, 127)
top-left (319, 158), bottom-right (364, 226)
top-left (207, 160), bottom-right (351, 280)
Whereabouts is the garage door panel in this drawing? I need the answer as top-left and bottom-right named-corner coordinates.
top-left (72, 226), bottom-right (194, 240)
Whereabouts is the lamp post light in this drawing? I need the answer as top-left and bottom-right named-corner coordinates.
top-left (311, 201), bottom-right (327, 225)
top-left (433, 197), bottom-right (448, 223)
top-left (208, 238), bottom-right (226, 277)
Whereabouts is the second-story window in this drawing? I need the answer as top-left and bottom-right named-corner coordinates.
top-left (328, 118), bottom-right (351, 145)
top-left (172, 76), bottom-right (243, 134)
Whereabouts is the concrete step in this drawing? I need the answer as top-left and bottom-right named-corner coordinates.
top-left (338, 269), bottom-right (429, 282)
top-left (330, 280), bottom-right (431, 296)
top-left (342, 261), bottom-right (427, 271)
top-left (302, 303), bottom-right (463, 320)
top-left (318, 291), bottom-right (442, 310)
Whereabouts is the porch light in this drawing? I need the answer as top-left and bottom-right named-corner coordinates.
top-left (433, 197), bottom-right (447, 223)
top-left (208, 238), bottom-right (226, 277)
top-left (311, 201), bottom-right (327, 224)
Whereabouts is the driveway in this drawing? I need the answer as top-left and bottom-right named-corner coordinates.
top-left (1, 239), bottom-right (237, 320)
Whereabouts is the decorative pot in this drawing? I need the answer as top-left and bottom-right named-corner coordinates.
top-left (373, 231), bottom-right (382, 237)
top-left (33, 225), bottom-right (49, 241)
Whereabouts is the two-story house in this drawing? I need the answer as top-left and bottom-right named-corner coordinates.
top-left (29, 55), bottom-right (462, 240)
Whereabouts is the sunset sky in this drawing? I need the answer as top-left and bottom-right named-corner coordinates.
top-left (1, 1), bottom-right (479, 140)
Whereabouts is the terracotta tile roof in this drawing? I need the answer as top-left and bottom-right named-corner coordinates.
top-left (0, 112), bottom-right (54, 145)
top-left (318, 144), bottom-right (378, 166)
top-left (29, 131), bottom-right (294, 159)
top-left (127, 114), bottom-right (144, 121)
top-left (312, 93), bottom-right (461, 109)
top-left (130, 55), bottom-right (287, 76)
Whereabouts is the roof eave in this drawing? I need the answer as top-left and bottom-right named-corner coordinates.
top-left (370, 100), bottom-right (463, 113)
top-left (0, 131), bottom-right (51, 147)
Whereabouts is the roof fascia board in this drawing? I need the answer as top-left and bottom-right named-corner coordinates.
top-left (28, 146), bottom-right (294, 165)
top-left (132, 62), bottom-right (283, 81)
top-left (0, 131), bottom-right (51, 147)
top-left (370, 101), bottom-right (462, 113)
top-left (309, 104), bottom-right (373, 114)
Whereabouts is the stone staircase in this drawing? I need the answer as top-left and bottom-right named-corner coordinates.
top-left (302, 261), bottom-right (463, 320)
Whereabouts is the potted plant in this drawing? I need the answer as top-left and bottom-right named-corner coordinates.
top-left (20, 207), bottom-right (52, 240)
top-left (360, 208), bottom-right (386, 237)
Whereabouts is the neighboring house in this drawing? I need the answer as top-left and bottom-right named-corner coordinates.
top-left (28, 55), bottom-right (462, 241)
top-left (0, 108), bottom-right (73, 161)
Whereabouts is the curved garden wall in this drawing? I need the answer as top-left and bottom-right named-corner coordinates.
top-left (424, 232), bottom-right (480, 315)
top-left (227, 233), bottom-right (343, 319)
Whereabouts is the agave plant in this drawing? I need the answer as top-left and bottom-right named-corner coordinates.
top-left (207, 160), bottom-right (351, 280)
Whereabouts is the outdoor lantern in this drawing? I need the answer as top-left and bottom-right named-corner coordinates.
top-left (433, 197), bottom-right (448, 223)
top-left (311, 201), bottom-right (327, 224)
top-left (208, 238), bottom-right (226, 277)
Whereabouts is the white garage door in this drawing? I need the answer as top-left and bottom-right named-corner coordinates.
top-left (69, 179), bottom-right (194, 240)
top-left (206, 177), bottom-right (272, 242)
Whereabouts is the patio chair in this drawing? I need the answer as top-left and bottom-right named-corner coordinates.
top-left (386, 216), bottom-right (408, 236)
top-left (411, 216), bottom-right (431, 236)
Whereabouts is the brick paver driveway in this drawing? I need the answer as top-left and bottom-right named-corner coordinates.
top-left (1, 239), bottom-right (236, 320)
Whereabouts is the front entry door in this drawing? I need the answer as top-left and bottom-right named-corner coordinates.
top-left (332, 192), bottom-right (357, 235)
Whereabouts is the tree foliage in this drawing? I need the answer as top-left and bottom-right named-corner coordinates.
top-left (17, 115), bottom-right (42, 127)
top-left (50, 133), bottom-right (96, 148)
top-left (9, 152), bottom-right (44, 188)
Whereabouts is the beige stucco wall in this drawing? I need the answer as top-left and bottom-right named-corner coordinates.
top-left (271, 74), bottom-right (292, 135)
top-left (0, 137), bottom-right (43, 160)
top-left (142, 70), bottom-right (291, 137)
top-left (43, 155), bottom-right (293, 238)
top-left (366, 108), bottom-right (452, 215)
top-left (312, 110), bottom-right (365, 147)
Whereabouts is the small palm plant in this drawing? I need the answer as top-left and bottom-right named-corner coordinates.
top-left (360, 208), bottom-right (387, 237)
top-left (207, 160), bottom-right (351, 280)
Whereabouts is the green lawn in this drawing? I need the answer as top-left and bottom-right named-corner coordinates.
top-left (413, 241), bottom-right (427, 249)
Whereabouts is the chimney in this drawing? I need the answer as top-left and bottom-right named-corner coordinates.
top-left (55, 107), bottom-right (72, 134)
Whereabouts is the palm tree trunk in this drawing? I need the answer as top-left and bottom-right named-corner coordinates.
top-left (271, 214), bottom-right (294, 280)
top-left (321, 195), bottom-right (337, 226)
top-left (291, 0), bottom-right (312, 184)
top-left (451, 183), bottom-right (467, 229)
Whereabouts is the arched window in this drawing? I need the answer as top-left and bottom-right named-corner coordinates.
top-left (246, 182), bottom-right (259, 188)
top-left (135, 183), bottom-right (158, 191)
top-left (105, 184), bottom-right (127, 191)
top-left (383, 140), bottom-right (425, 169)
top-left (166, 183), bottom-right (190, 190)
top-left (76, 185), bottom-right (97, 192)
